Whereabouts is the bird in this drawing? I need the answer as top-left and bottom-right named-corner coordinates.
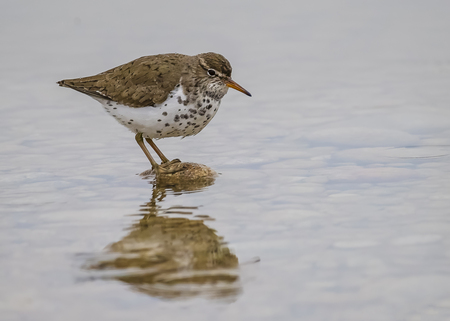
top-left (57, 52), bottom-right (251, 175)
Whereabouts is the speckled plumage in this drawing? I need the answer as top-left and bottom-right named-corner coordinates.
top-left (58, 52), bottom-right (251, 175)
top-left (98, 84), bottom-right (220, 139)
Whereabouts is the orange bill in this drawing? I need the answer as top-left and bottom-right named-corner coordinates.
top-left (225, 79), bottom-right (252, 97)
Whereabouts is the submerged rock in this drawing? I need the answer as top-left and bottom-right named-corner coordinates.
top-left (140, 161), bottom-right (218, 189)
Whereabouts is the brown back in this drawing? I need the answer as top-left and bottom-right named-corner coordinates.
top-left (58, 53), bottom-right (188, 107)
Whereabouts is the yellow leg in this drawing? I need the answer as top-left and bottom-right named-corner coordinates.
top-left (135, 133), bottom-right (159, 174)
top-left (145, 138), bottom-right (170, 163)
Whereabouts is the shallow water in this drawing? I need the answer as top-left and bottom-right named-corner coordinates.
top-left (1, 1), bottom-right (450, 320)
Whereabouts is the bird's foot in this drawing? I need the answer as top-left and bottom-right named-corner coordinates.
top-left (158, 158), bottom-right (184, 174)
top-left (140, 162), bottom-right (218, 183)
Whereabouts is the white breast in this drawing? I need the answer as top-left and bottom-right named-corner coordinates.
top-left (96, 85), bottom-right (221, 139)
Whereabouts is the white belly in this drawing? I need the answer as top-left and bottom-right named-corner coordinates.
top-left (96, 85), bottom-right (221, 139)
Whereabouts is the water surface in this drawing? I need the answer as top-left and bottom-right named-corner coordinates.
top-left (1, 1), bottom-right (450, 320)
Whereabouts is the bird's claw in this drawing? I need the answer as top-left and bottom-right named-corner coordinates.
top-left (158, 159), bottom-right (184, 174)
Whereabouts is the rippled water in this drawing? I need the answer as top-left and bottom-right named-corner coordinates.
top-left (1, 1), bottom-right (450, 320)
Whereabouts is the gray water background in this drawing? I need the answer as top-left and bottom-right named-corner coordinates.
top-left (1, 1), bottom-right (450, 320)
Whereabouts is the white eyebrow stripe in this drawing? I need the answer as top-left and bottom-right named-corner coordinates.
top-left (198, 57), bottom-right (226, 78)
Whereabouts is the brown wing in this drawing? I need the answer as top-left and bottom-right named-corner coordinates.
top-left (57, 53), bottom-right (187, 107)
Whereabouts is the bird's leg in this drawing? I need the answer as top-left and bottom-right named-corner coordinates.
top-left (145, 138), bottom-right (170, 163)
top-left (135, 133), bottom-right (160, 174)
top-left (145, 137), bottom-right (182, 171)
top-left (137, 134), bottom-right (182, 175)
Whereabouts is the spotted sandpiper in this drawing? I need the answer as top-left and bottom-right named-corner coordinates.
top-left (58, 52), bottom-right (251, 175)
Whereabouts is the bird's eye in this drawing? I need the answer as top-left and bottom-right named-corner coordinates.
top-left (207, 69), bottom-right (216, 76)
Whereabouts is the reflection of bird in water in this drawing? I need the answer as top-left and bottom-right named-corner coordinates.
top-left (86, 174), bottom-right (241, 300)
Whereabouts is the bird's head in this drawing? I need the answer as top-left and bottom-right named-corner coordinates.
top-left (197, 52), bottom-right (251, 99)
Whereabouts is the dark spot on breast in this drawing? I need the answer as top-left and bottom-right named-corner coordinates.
top-left (179, 123), bottom-right (182, 125)
top-left (189, 114), bottom-right (194, 118)
top-left (206, 99), bottom-right (210, 103)
top-left (187, 122), bottom-right (191, 125)
top-left (177, 97), bottom-right (182, 104)
top-left (162, 112), bottom-right (167, 116)
top-left (197, 101), bottom-right (202, 108)
top-left (198, 108), bottom-right (206, 116)
top-left (214, 108), bottom-right (217, 111)
top-left (130, 119), bottom-right (133, 121)
top-left (206, 104), bottom-right (212, 109)
top-left (158, 119), bottom-right (161, 122)
top-left (203, 99), bottom-right (206, 102)
top-left (194, 125), bottom-right (200, 128)
top-left (156, 130), bottom-right (161, 133)
top-left (113, 107), bottom-right (117, 110)
top-left (206, 114), bottom-right (211, 119)
top-left (165, 123), bottom-right (169, 127)
top-left (183, 100), bottom-right (189, 106)
top-left (128, 122), bottom-right (131, 124)
top-left (113, 115), bottom-right (117, 117)
top-left (174, 115), bottom-right (180, 122)
top-left (189, 109), bottom-right (197, 114)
